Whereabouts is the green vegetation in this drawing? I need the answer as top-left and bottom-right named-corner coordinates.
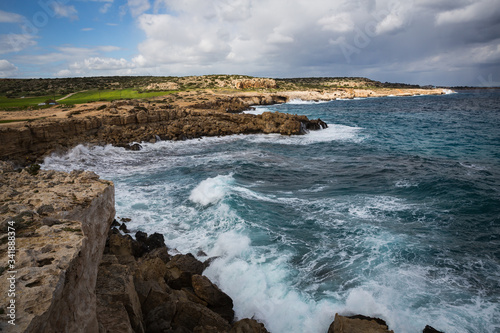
top-left (0, 75), bottom-right (427, 111)
top-left (0, 95), bottom-right (64, 109)
top-left (61, 89), bottom-right (176, 105)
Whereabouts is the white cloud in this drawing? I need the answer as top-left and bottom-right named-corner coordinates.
top-left (128, 0), bottom-right (151, 17)
top-left (70, 57), bottom-right (133, 70)
top-left (436, 0), bottom-right (500, 25)
top-left (15, 45), bottom-right (121, 65)
top-left (0, 34), bottom-right (37, 54)
top-left (100, 3), bottom-right (113, 13)
top-left (0, 10), bottom-right (25, 23)
top-left (52, 3), bottom-right (79, 20)
top-left (81, 28), bottom-right (94, 31)
top-left (319, 13), bottom-right (354, 33)
top-left (56, 69), bottom-right (72, 77)
top-left (0, 59), bottom-right (18, 77)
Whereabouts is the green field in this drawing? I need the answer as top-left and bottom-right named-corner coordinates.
top-left (0, 89), bottom-right (176, 110)
top-left (0, 95), bottom-right (65, 109)
top-left (60, 89), bottom-right (176, 104)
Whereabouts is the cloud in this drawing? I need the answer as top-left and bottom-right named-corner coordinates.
top-left (52, 3), bottom-right (79, 20)
top-left (70, 57), bottom-right (133, 70)
top-left (0, 10), bottom-right (25, 23)
top-left (435, 0), bottom-right (500, 25)
top-left (81, 28), bottom-right (94, 31)
top-left (0, 34), bottom-right (37, 54)
top-left (0, 59), bottom-right (18, 77)
top-left (100, 3), bottom-right (113, 13)
top-left (15, 45), bottom-right (121, 65)
top-left (128, 0), bottom-right (151, 17)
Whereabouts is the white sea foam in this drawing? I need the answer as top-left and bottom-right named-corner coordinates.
top-left (189, 174), bottom-right (234, 206)
top-left (204, 232), bottom-right (341, 333)
top-left (287, 99), bottom-right (331, 105)
top-left (246, 124), bottom-right (364, 145)
top-left (243, 106), bottom-right (273, 115)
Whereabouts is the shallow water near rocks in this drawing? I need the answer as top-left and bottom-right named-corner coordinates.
top-left (43, 90), bottom-right (500, 333)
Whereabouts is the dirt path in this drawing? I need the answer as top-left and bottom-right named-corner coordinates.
top-left (57, 91), bottom-right (85, 101)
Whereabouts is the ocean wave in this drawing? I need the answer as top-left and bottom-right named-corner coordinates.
top-left (287, 98), bottom-right (332, 105)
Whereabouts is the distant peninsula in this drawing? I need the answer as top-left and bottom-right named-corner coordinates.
top-left (0, 75), bottom-right (448, 165)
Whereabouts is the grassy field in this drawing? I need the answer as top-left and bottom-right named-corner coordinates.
top-left (0, 89), bottom-right (176, 110)
top-left (60, 89), bottom-right (176, 104)
top-left (0, 95), bottom-right (65, 109)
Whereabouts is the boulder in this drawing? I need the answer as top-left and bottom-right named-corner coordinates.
top-left (423, 325), bottom-right (444, 333)
top-left (172, 301), bottom-right (231, 332)
top-left (230, 318), bottom-right (270, 333)
top-left (192, 274), bottom-right (234, 323)
top-left (328, 314), bottom-right (394, 333)
top-left (165, 253), bottom-right (205, 290)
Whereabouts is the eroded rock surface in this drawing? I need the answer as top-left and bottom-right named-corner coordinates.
top-left (0, 161), bottom-right (115, 332)
top-left (100, 228), bottom-right (268, 333)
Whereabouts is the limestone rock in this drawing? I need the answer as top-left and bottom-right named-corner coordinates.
top-left (165, 253), bottom-right (204, 290)
top-left (328, 314), bottom-right (394, 333)
top-left (230, 318), bottom-right (269, 333)
top-left (172, 301), bottom-right (231, 332)
top-left (0, 164), bottom-right (115, 333)
top-left (96, 255), bottom-right (144, 333)
top-left (192, 274), bottom-right (234, 323)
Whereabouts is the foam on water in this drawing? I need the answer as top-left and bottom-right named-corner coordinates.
top-left (243, 106), bottom-right (273, 115)
top-left (287, 99), bottom-right (331, 105)
top-left (189, 174), bottom-right (234, 206)
top-left (246, 124), bottom-right (364, 145)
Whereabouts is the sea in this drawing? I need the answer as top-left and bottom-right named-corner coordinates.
top-left (42, 89), bottom-right (500, 333)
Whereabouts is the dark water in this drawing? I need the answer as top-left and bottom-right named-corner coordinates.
top-left (43, 90), bottom-right (500, 333)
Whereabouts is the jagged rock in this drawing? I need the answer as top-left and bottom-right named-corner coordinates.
top-left (143, 302), bottom-right (177, 333)
top-left (328, 314), bottom-right (394, 333)
top-left (96, 254), bottom-right (144, 333)
top-left (423, 325), bottom-right (444, 333)
top-left (172, 301), bottom-right (231, 332)
top-left (230, 319), bottom-right (270, 333)
top-left (166, 253), bottom-right (205, 290)
top-left (119, 222), bottom-right (130, 233)
top-left (192, 274), bottom-right (234, 323)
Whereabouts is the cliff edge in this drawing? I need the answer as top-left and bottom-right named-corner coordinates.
top-left (0, 161), bottom-right (115, 332)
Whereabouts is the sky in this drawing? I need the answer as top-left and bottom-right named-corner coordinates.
top-left (0, 0), bottom-right (499, 86)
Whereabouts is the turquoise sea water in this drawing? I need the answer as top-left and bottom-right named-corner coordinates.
top-left (43, 90), bottom-right (500, 333)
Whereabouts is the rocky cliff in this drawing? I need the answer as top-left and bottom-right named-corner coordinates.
top-left (0, 101), bottom-right (326, 165)
top-left (0, 161), bottom-right (115, 332)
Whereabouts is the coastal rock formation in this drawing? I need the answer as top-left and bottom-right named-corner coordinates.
top-left (0, 162), bottom-right (115, 332)
top-left (0, 105), bottom-right (327, 165)
top-left (100, 227), bottom-right (268, 333)
top-left (232, 78), bottom-right (277, 90)
top-left (328, 314), bottom-right (395, 333)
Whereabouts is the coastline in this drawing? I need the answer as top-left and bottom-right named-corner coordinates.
top-left (0, 86), bottom-right (449, 166)
top-left (0, 82), bottom-right (451, 332)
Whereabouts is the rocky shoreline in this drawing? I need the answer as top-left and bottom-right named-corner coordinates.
top-left (0, 86), bottom-right (448, 332)
top-left (0, 162), bottom-right (445, 332)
